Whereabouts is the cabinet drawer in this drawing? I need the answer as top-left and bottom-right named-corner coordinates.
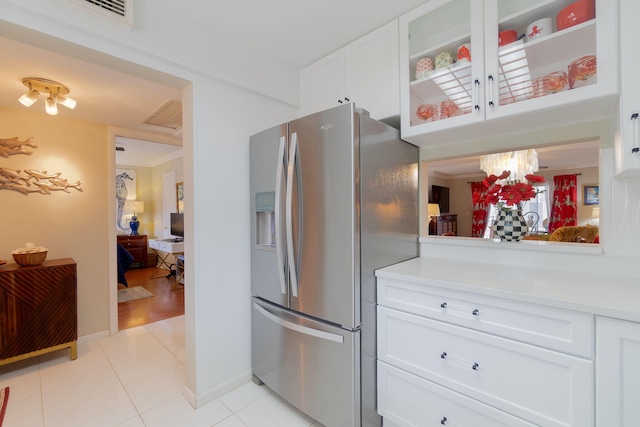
top-left (378, 361), bottom-right (536, 427)
top-left (118, 237), bottom-right (145, 248)
top-left (378, 306), bottom-right (593, 427)
top-left (378, 277), bottom-right (593, 358)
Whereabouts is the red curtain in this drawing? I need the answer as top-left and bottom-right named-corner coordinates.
top-left (470, 182), bottom-right (490, 237)
top-left (548, 174), bottom-right (578, 233)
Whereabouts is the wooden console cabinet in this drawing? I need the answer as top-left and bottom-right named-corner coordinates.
top-left (429, 214), bottom-right (458, 236)
top-left (117, 234), bottom-right (148, 268)
top-left (0, 258), bottom-right (77, 366)
top-left (436, 214), bottom-right (457, 235)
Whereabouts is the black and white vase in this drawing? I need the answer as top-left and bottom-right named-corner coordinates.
top-left (493, 209), bottom-right (528, 242)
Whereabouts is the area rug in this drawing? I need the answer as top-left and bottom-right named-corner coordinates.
top-left (118, 286), bottom-right (154, 303)
top-left (0, 386), bottom-right (9, 427)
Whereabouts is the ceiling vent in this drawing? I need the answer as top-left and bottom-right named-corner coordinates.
top-left (143, 99), bottom-right (183, 130)
top-left (69, 0), bottom-right (133, 27)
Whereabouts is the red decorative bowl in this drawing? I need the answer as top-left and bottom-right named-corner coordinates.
top-left (440, 100), bottom-right (459, 119)
top-left (498, 30), bottom-right (518, 47)
top-left (568, 55), bottom-right (597, 88)
top-left (556, 0), bottom-right (595, 31)
top-left (416, 104), bottom-right (436, 120)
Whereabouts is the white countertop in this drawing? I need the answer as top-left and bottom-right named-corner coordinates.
top-left (376, 257), bottom-right (640, 323)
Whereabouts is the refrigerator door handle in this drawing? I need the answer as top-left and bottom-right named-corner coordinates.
top-left (275, 135), bottom-right (287, 295)
top-left (253, 302), bottom-right (344, 343)
top-left (286, 132), bottom-right (299, 297)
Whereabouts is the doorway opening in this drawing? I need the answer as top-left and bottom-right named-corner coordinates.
top-left (115, 138), bottom-right (185, 330)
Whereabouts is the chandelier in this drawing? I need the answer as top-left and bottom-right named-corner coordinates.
top-left (18, 77), bottom-right (77, 116)
top-left (480, 149), bottom-right (538, 183)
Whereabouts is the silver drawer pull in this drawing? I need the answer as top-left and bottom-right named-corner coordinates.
top-left (440, 302), bottom-right (479, 316)
top-left (440, 416), bottom-right (461, 426)
top-left (440, 351), bottom-right (479, 371)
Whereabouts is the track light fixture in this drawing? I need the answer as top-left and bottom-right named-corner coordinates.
top-left (18, 77), bottom-right (77, 115)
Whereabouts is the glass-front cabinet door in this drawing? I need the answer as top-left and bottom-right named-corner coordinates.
top-left (400, 0), bottom-right (485, 135)
top-left (484, 0), bottom-right (616, 119)
top-left (399, 0), bottom-right (618, 144)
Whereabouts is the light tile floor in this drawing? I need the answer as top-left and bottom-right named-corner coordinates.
top-left (0, 316), bottom-right (323, 427)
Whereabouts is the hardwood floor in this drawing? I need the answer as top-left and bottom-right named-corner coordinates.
top-left (118, 266), bottom-right (184, 330)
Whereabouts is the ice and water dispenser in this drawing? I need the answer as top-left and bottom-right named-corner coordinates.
top-left (255, 191), bottom-right (276, 250)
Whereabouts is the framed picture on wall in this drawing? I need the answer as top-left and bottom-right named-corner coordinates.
top-left (583, 184), bottom-right (599, 206)
top-left (176, 182), bottom-right (184, 213)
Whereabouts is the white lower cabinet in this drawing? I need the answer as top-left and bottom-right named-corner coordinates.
top-left (378, 361), bottom-right (536, 427)
top-left (596, 316), bottom-right (640, 426)
top-left (377, 277), bottom-right (595, 427)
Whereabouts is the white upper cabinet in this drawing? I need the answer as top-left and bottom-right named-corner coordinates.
top-left (299, 20), bottom-right (400, 120)
top-left (616, 0), bottom-right (640, 177)
top-left (300, 49), bottom-right (346, 116)
top-left (399, 0), bottom-right (618, 147)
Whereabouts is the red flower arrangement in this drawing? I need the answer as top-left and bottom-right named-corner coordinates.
top-left (473, 170), bottom-right (545, 210)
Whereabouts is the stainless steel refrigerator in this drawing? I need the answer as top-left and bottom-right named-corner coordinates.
top-left (250, 103), bottom-right (418, 427)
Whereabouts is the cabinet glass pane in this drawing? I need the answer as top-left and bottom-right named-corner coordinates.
top-left (496, 0), bottom-right (597, 106)
top-left (407, 0), bottom-right (473, 127)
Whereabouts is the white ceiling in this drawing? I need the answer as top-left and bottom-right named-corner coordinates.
top-left (174, 0), bottom-right (431, 69)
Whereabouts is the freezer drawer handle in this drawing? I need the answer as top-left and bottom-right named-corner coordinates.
top-left (440, 352), bottom-right (479, 371)
top-left (440, 302), bottom-right (479, 316)
top-left (254, 303), bottom-right (344, 343)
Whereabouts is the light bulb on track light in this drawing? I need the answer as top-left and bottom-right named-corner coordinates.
top-left (54, 93), bottom-right (77, 109)
top-left (45, 96), bottom-right (58, 115)
top-left (19, 89), bottom-right (40, 107)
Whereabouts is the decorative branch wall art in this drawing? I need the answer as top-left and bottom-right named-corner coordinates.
top-left (0, 137), bottom-right (37, 157)
top-left (0, 136), bottom-right (83, 195)
top-left (0, 168), bottom-right (83, 194)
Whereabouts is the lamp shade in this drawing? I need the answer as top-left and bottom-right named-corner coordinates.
top-left (427, 203), bottom-right (441, 217)
top-left (123, 200), bottom-right (144, 215)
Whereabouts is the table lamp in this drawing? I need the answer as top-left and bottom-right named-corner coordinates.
top-left (428, 203), bottom-right (440, 235)
top-left (124, 200), bottom-right (144, 235)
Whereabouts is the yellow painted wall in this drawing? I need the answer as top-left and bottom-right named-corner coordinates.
top-left (0, 106), bottom-right (110, 336)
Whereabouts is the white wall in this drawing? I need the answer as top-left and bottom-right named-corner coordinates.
top-left (185, 78), bottom-right (295, 404)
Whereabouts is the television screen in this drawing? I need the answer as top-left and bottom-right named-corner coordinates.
top-left (170, 213), bottom-right (184, 237)
top-left (431, 185), bottom-right (450, 214)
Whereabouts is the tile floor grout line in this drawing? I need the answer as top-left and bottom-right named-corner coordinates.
top-left (100, 324), bottom-right (188, 423)
top-left (37, 357), bottom-right (47, 427)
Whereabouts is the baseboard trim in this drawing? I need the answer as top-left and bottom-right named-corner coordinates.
top-left (183, 368), bottom-right (253, 409)
top-left (78, 330), bottom-right (110, 344)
